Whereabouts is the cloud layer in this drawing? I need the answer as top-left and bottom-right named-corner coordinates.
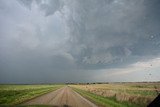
top-left (0, 0), bottom-right (160, 83)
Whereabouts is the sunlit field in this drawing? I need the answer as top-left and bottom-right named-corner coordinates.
top-left (70, 82), bottom-right (160, 107)
top-left (0, 84), bottom-right (63, 106)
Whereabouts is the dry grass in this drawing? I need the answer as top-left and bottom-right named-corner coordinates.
top-left (70, 82), bottom-right (160, 106)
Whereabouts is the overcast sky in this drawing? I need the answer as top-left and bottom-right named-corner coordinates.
top-left (0, 0), bottom-right (160, 83)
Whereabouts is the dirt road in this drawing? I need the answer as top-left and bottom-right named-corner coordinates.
top-left (24, 86), bottom-right (97, 107)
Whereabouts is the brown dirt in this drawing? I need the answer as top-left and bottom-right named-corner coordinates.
top-left (23, 86), bottom-right (97, 107)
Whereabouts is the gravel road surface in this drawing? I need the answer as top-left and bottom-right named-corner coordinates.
top-left (23, 86), bottom-right (97, 107)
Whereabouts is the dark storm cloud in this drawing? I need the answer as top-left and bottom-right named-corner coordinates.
top-left (62, 0), bottom-right (160, 68)
top-left (0, 0), bottom-right (160, 83)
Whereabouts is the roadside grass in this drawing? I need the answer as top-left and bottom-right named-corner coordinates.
top-left (72, 87), bottom-right (140, 107)
top-left (70, 83), bottom-right (159, 106)
top-left (0, 85), bottom-right (64, 106)
top-left (88, 83), bottom-right (159, 97)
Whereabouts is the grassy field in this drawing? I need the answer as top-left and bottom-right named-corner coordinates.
top-left (0, 83), bottom-right (159, 107)
top-left (70, 82), bottom-right (160, 107)
top-left (0, 84), bottom-right (63, 106)
top-left (73, 87), bottom-right (139, 107)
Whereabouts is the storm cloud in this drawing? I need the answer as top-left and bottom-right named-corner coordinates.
top-left (0, 0), bottom-right (160, 83)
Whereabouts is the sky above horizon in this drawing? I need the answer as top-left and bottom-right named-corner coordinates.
top-left (0, 0), bottom-right (160, 83)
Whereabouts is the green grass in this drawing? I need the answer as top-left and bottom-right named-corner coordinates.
top-left (72, 87), bottom-right (140, 107)
top-left (0, 85), bottom-right (63, 106)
